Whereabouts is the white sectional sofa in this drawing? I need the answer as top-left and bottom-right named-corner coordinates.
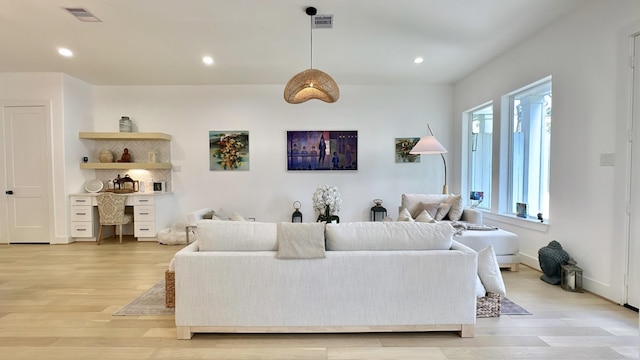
top-left (401, 194), bottom-right (520, 270)
top-left (173, 220), bottom-right (478, 339)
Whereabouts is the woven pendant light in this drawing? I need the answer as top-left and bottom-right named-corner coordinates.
top-left (284, 7), bottom-right (339, 104)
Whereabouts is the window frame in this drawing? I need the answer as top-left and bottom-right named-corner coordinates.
top-left (505, 77), bottom-right (552, 220)
top-left (464, 102), bottom-right (493, 210)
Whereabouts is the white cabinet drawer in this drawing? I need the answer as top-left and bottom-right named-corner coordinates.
top-left (71, 206), bottom-right (92, 221)
top-left (70, 196), bottom-right (92, 206)
top-left (132, 196), bottom-right (155, 206)
top-left (134, 206), bottom-right (155, 221)
top-left (134, 222), bottom-right (156, 237)
top-left (71, 222), bottom-right (93, 237)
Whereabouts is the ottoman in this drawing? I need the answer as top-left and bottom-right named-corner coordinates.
top-left (454, 228), bottom-right (520, 271)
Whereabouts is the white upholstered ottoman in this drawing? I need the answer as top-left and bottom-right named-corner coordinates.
top-left (454, 229), bottom-right (520, 271)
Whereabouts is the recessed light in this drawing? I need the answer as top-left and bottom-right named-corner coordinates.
top-left (414, 57), bottom-right (424, 64)
top-left (58, 48), bottom-right (73, 57)
top-left (202, 56), bottom-right (214, 65)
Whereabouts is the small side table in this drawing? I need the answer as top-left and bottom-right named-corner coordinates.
top-left (185, 225), bottom-right (197, 243)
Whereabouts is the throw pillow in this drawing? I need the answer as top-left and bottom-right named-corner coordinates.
top-left (478, 245), bottom-right (507, 296)
top-left (397, 208), bottom-right (415, 222)
top-left (416, 202), bottom-right (440, 219)
top-left (476, 274), bottom-right (487, 298)
top-left (382, 215), bottom-right (394, 222)
top-left (277, 222), bottom-right (326, 259)
top-left (202, 210), bottom-right (216, 219)
top-left (414, 209), bottom-right (435, 223)
top-left (434, 203), bottom-right (451, 221)
top-left (401, 194), bottom-right (449, 217)
top-left (446, 194), bottom-right (464, 221)
top-left (229, 212), bottom-right (246, 221)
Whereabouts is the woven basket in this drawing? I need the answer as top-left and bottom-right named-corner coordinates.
top-left (103, 189), bottom-right (135, 194)
top-left (165, 270), bottom-right (175, 308)
top-left (476, 292), bottom-right (501, 317)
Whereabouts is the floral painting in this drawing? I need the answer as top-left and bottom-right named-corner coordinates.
top-left (395, 137), bottom-right (421, 163)
top-left (209, 130), bottom-right (249, 171)
top-left (287, 130), bottom-right (357, 171)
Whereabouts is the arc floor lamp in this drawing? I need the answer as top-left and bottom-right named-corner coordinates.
top-left (410, 124), bottom-right (448, 194)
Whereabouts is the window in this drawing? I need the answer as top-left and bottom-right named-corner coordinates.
top-left (507, 79), bottom-right (551, 220)
top-left (466, 104), bottom-right (493, 209)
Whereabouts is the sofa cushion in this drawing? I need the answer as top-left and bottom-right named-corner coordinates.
top-left (325, 222), bottom-right (454, 251)
top-left (446, 194), bottom-right (464, 221)
top-left (415, 202), bottom-right (440, 218)
top-left (414, 210), bottom-right (435, 223)
top-left (434, 203), bottom-right (451, 220)
top-left (402, 194), bottom-right (449, 218)
top-left (478, 245), bottom-right (507, 296)
top-left (229, 211), bottom-right (247, 221)
top-left (475, 274), bottom-right (487, 298)
top-left (186, 208), bottom-right (212, 226)
top-left (197, 220), bottom-right (277, 251)
top-left (277, 222), bottom-right (326, 259)
top-left (402, 193), bottom-right (464, 221)
top-left (397, 208), bottom-right (415, 222)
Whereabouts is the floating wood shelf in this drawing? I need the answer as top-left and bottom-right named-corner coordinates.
top-left (79, 132), bottom-right (171, 141)
top-left (80, 163), bottom-right (172, 170)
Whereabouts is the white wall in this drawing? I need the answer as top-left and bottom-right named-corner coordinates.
top-left (92, 84), bottom-right (453, 223)
top-left (61, 75), bottom-right (94, 242)
top-left (453, 0), bottom-right (640, 302)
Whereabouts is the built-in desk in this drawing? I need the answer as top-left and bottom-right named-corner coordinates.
top-left (70, 192), bottom-right (176, 242)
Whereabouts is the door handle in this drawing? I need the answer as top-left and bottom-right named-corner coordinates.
top-left (5, 190), bottom-right (13, 195)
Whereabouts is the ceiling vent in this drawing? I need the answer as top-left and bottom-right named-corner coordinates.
top-left (312, 14), bottom-right (333, 29)
top-left (64, 7), bottom-right (101, 22)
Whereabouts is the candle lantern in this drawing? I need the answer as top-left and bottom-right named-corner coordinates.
top-left (291, 201), bottom-right (303, 223)
top-left (560, 264), bottom-right (583, 292)
top-left (370, 199), bottom-right (387, 222)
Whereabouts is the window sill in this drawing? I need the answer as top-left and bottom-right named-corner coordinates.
top-left (481, 211), bottom-right (549, 233)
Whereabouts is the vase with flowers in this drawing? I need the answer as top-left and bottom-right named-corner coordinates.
top-left (312, 184), bottom-right (342, 223)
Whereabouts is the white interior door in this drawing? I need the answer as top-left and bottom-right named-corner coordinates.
top-left (628, 34), bottom-right (640, 309)
top-left (2, 105), bottom-right (50, 243)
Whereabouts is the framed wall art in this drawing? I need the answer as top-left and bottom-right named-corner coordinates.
top-left (209, 130), bottom-right (249, 171)
top-left (395, 137), bottom-right (421, 163)
top-left (287, 130), bottom-right (358, 171)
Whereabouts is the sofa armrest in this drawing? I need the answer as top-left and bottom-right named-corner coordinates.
top-left (461, 208), bottom-right (482, 224)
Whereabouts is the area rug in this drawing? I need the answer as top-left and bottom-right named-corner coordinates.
top-left (501, 297), bottom-right (532, 315)
top-left (115, 281), bottom-right (530, 317)
top-left (114, 280), bottom-right (174, 316)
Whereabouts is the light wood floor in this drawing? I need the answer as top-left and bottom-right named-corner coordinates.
top-left (0, 238), bottom-right (637, 360)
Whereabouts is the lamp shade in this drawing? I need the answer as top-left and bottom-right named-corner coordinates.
top-left (284, 69), bottom-right (340, 104)
top-left (409, 135), bottom-right (447, 154)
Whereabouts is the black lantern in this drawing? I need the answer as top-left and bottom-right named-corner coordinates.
top-left (371, 199), bottom-right (387, 222)
top-left (292, 201), bottom-right (302, 223)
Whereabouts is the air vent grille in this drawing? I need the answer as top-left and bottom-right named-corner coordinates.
top-left (312, 15), bottom-right (333, 29)
top-left (64, 7), bottom-right (101, 22)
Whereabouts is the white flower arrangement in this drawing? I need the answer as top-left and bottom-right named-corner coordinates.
top-left (312, 184), bottom-right (342, 215)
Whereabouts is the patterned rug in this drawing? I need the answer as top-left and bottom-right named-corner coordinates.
top-left (501, 297), bottom-right (532, 315)
top-left (114, 280), bottom-right (174, 316)
top-left (114, 281), bottom-right (531, 317)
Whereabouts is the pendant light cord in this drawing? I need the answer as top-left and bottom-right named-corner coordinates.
top-left (309, 14), bottom-right (313, 69)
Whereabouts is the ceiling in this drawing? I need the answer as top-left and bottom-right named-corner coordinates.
top-left (0, 0), bottom-right (583, 86)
